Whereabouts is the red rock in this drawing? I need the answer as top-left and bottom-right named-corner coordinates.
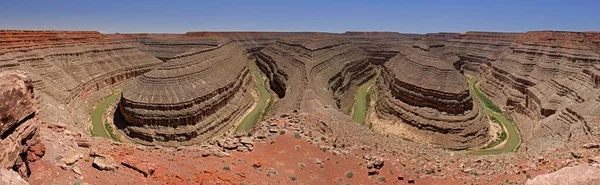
top-left (367, 168), bottom-right (379, 176)
top-left (0, 71), bottom-right (39, 177)
top-left (26, 142), bottom-right (45, 162)
top-left (526, 165), bottom-right (600, 185)
top-left (121, 156), bottom-right (156, 177)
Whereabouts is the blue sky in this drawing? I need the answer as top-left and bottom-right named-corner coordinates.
top-left (0, 0), bottom-right (598, 33)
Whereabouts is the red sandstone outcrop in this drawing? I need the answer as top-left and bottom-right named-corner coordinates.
top-left (0, 71), bottom-right (41, 178)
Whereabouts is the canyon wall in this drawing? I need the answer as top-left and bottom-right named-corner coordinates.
top-left (373, 41), bottom-right (490, 149)
top-left (442, 31), bottom-right (600, 151)
top-left (119, 43), bottom-right (255, 145)
top-left (0, 30), bottom-right (163, 127)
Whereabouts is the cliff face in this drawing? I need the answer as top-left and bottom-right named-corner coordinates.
top-left (254, 39), bottom-right (376, 113)
top-left (0, 30), bottom-right (163, 127)
top-left (0, 71), bottom-right (42, 178)
top-left (440, 31), bottom-right (600, 151)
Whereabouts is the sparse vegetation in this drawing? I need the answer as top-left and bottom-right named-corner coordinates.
top-left (237, 60), bottom-right (273, 132)
top-left (469, 77), bottom-right (502, 113)
top-left (298, 162), bottom-right (306, 169)
top-left (105, 123), bottom-right (117, 141)
top-left (289, 175), bottom-right (298, 181)
top-left (223, 166), bottom-right (231, 171)
top-left (352, 75), bottom-right (377, 125)
top-left (294, 132), bottom-right (301, 139)
top-left (91, 92), bottom-right (121, 140)
top-left (377, 176), bottom-right (386, 182)
top-left (345, 171), bottom-right (354, 178)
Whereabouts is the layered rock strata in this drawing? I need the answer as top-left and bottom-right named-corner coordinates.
top-left (119, 43), bottom-right (255, 145)
top-left (437, 31), bottom-right (600, 150)
top-left (254, 39), bottom-right (376, 113)
top-left (0, 30), bottom-right (163, 126)
top-left (374, 48), bottom-right (489, 149)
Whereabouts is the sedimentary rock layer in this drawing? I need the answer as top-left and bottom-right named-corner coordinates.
top-left (374, 47), bottom-right (489, 149)
top-left (106, 34), bottom-right (223, 61)
top-left (438, 31), bottom-right (600, 151)
top-left (0, 30), bottom-right (163, 107)
top-left (254, 39), bottom-right (376, 113)
top-left (119, 43), bottom-right (255, 145)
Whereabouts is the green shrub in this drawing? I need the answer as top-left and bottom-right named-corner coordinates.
top-left (345, 171), bottom-right (354, 178)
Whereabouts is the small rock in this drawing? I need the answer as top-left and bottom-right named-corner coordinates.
top-left (240, 137), bottom-right (254, 146)
top-left (571, 151), bottom-right (583, 159)
top-left (75, 139), bottom-right (92, 148)
top-left (367, 163), bottom-right (375, 169)
top-left (88, 148), bottom-right (107, 158)
top-left (57, 163), bottom-right (69, 170)
top-left (62, 149), bottom-right (83, 165)
top-left (215, 151), bottom-right (230, 157)
top-left (408, 178), bottom-right (416, 184)
top-left (267, 168), bottom-right (277, 175)
top-left (583, 143), bottom-right (600, 149)
top-left (121, 157), bottom-right (156, 177)
top-left (268, 129), bottom-right (278, 134)
top-left (332, 150), bottom-right (341, 156)
top-left (72, 165), bottom-right (82, 176)
top-left (253, 162), bottom-right (262, 168)
top-left (397, 175), bottom-right (404, 181)
top-left (315, 158), bottom-right (324, 165)
top-left (237, 145), bottom-right (249, 152)
top-left (367, 168), bottom-right (379, 176)
top-left (26, 142), bottom-right (45, 162)
top-left (588, 156), bottom-right (600, 165)
top-left (373, 159), bottom-right (384, 169)
top-left (92, 156), bottom-right (118, 171)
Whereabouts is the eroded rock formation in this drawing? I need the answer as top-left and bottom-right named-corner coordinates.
top-left (0, 71), bottom-right (41, 178)
top-left (0, 30), bottom-right (163, 127)
top-left (374, 44), bottom-right (490, 149)
top-left (119, 43), bottom-right (255, 145)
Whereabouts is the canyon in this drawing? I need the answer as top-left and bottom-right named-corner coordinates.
top-left (0, 30), bottom-right (599, 184)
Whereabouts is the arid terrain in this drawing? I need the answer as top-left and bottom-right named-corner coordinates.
top-left (1, 30), bottom-right (600, 185)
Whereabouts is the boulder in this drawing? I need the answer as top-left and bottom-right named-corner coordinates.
top-left (62, 149), bottom-right (83, 165)
top-left (121, 156), bottom-right (156, 177)
top-left (93, 156), bottom-right (118, 171)
top-left (0, 71), bottom-right (40, 178)
top-left (0, 169), bottom-right (29, 185)
top-left (526, 165), bottom-right (600, 185)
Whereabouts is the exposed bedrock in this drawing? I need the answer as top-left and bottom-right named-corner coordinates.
top-left (0, 71), bottom-right (42, 178)
top-left (481, 31), bottom-right (600, 118)
top-left (119, 43), bottom-right (255, 145)
top-left (253, 39), bottom-right (376, 113)
top-left (433, 31), bottom-right (600, 151)
top-left (0, 30), bottom-right (164, 126)
top-left (374, 48), bottom-right (490, 149)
